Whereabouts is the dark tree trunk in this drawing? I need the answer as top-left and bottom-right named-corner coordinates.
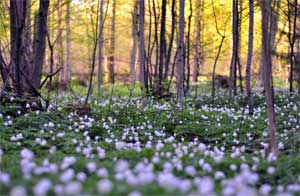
top-left (177, 0), bottom-right (185, 107)
top-left (246, 0), bottom-right (254, 114)
top-left (152, 0), bottom-right (159, 92)
top-left (0, 46), bottom-right (10, 91)
top-left (146, 0), bottom-right (153, 91)
top-left (237, 0), bottom-right (243, 93)
top-left (157, 0), bottom-right (167, 96)
top-left (31, 0), bottom-right (50, 89)
top-left (229, 0), bottom-right (239, 97)
top-left (185, 0), bottom-right (192, 93)
top-left (10, 0), bottom-right (28, 96)
top-left (287, 0), bottom-right (298, 93)
top-left (139, 0), bottom-right (146, 91)
top-left (22, 0), bottom-right (32, 79)
top-left (164, 0), bottom-right (176, 82)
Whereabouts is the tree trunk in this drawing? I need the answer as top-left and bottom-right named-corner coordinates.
top-left (146, 0), bottom-right (153, 91)
top-left (139, 0), bottom-right (146, 91)
top-left (246, 0), bottom-right (254, 114)
top-left (193, 0), bottom-right (201, 83)
top-left (257, 0), bottom-right (281, 88)
top-left (158, 0), bottom-right (167, 96)
top-left (63, 0), bottom-right (72, 89)
top-left (31, 0), bottom-right (50, 89)
top-left (297, 32), bottom-right (300, 90)
top-left (57, 0), bottom-right (64, 89)
top-left (229, 0), bottom-right (239, 97)
top-left (177, 0), bottom-right (185, 107)
top-left (185, 0), bottom-right (192, 93)
top-left (237, 0), bottom-right (243, 93)
top-left (108, 0), bottom-right (116, 84)
top-left (22, 0), bottom-right (32, 79)
top-left (261, 0), bottom-right (278, 156)
top-left (98, 0), bottom-right (104, 95)
top-left (10, 0), bottom-right (28, 96)
top-left (287, 0), bottom-right (298, 93)
top-left (164, 0), bottom-right (176, 82)
top-left (152, 0), bottom-right (159, 92)
top-left (0, 46), bottom-right (10, 91)
top-left (130, 1), bottom-right (138, 86)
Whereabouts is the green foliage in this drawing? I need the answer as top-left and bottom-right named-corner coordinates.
top-left (0, 92), bottom-right (300, 195)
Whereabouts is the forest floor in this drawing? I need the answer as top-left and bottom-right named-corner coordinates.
top-left (0, 86), bottom-right (300, 196)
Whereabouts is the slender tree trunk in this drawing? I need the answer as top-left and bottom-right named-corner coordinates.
top-left (229, 0), bottom-right (239, 97)
top-left (287, 0), bottom-right (298, 93)
top-left (164, 0), bottom-right (176, 82)
top-left (139, 0), bottom-right (146, 91)
top-left (185, 0), bottom-right (192, 93)
top-left (31, 0), bottom-right (50, 89)
top-left (158, 0), bottom-right (167, 96)
top-left (193, 0), bottom-right (201, 83)
top-left (246, 0), bottom-right (254, 114)
top-left (57, 0), bottom-right (64, 89)
top-left (108, 0), bottom-right (116, 84)
top-left (147, 0), bottom-right (153, 90)
top-left (211, 37), bottom-right (225, 100)
top-left (177, 0), bottom-right (185, 107)
top-left (211, 0), bottom-right (226, 100)
top-left (130, 1), bottom-right (138, 85)
top-left (64, 0), bottom-right (71, 88)
top-left (261, 0), bottom-right (278, 156)
top-left (98, 0), bottom-right (104, 95)
top-left (237, 0), bottom-right (243, 93)
top-left (152, 0), bottom-right (159, 92)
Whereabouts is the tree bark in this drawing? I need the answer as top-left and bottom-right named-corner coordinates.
top-left (185, 0), bottom-right (192, 93)
top-left (246, 0), bottom-right (254, 114)
top-left (57, 0), bottom-right (64, 89)
top-left (130, 1), bottom-right (138, 86)
top-left (10, 0), bottom-right (28, 96)
top-left (229, 0), bottom-right (239, 97)
top-left (157, 0), bottom-right (167, 96)
top-left (139, 0), bottom-right (146, 91)
top-left (63, 0), bottom-right (72, 89)
top-left (108, 0), bottom-right (116, 84)
top-left (0, 46), bottom-right (10, 91)
top-left (257, 0), bottom-right (281, 88)
top-left (164, 0), bottom-right (176, 82)
top-left (177, 0), bottom-right (185, 107)
top-left (287, 0), bottom-right (298, 93)
top-left (31, 0), bottom-right (50, 89)
top-left (152, 0), bottom-right (159, 92)
top-left (261, 0), bottom-right (278, 156)
top-left (98, 0), bottom-right (104, 95)
top-left (193, 0), bottom-right (201, 83)
top-left (22, 0), bottom-right (32, 79)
